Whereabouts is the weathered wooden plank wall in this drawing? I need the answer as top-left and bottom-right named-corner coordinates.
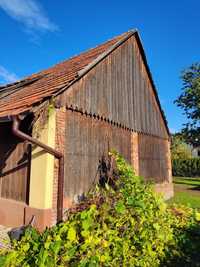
top-left (0, 123), bottom-right (30, 203)
top-left (64, 109), bottom-right (131, 199)
top-left (138, 134), bottom-right (169, 183)
top-left (61, 35), bottom-right (168, 139)
top-left (59, 34), bottom-right (171, 197)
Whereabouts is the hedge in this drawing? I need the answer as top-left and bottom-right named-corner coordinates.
top-left (172, 158), bottom-right (200, 177)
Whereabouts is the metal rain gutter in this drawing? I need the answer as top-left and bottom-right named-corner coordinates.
top-left (12, 115), bottom-right (64, 223)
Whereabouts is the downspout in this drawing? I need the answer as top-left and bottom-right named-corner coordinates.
top-left (12, 116), bottom-right (64, 223)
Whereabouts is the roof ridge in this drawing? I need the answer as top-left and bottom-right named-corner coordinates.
top-left (0, 30), bottom-right (134, 89)
top-left (54, 30), bottom-right (137, 97)
top-left (0, 30), bottom-right (135, 117)
top-left (0, 28), bottom-right (169, 138)
top-left (48, 30), bottom-right (135, 68)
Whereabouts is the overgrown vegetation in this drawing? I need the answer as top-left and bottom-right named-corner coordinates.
top-left (172, 158), bottom-right (200, 177)
top-left (1, 152), bottom-right (200, 267)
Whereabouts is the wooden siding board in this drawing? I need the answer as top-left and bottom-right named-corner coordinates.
top-left (135, 44), bottom-right (141, 132)
top-left (0, 123), bottom-right (30, 203)
top-left (132, 40), bottom-right (137, 131)
top-left (138, 134), bottom-right (168, 183)
top-left (102, 61), bottom-right (108, 117)
top-left (112, 48), bottom-right (118, 123)
top-left (107, 56), bottom-right (112, 118)
top-left (145, 79), bottom-right (148, 133)
top-left (64, 110), bottom-right (131, 198)
top-left (147, 88), bottom-right (151, 134)
top-left (128, 41), bottom-right (134, 129)
top-left (133, 40), bottom-right (137, 131)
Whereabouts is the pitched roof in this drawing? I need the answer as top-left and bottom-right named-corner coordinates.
top-left (0, 32), bottom-right (129, 118)
top-left (0, 30), bottom-right (169, 135)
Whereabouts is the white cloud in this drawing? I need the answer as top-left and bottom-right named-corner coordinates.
top-left (0, 0), bottom-right (58, 32)
top-left (0, 65), bottom-right (18, 84)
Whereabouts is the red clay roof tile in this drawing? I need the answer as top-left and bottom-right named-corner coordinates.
top-left (0, 33), bottom-right (128, 118)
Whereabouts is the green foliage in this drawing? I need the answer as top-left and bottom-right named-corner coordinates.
top-left (174, 63), bottom-right (200, 148)
top-left (1, 152), bottom-right (200, 266)
top-left (171, 134), bottom-right (192, 160)
top-left (172, 158), bottom-right (200, 177)
top-left (161, 205), bottom-right (200, 266)
top-left (181, 127), bottom-right (200, 149)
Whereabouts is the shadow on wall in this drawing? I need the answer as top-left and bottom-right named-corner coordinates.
top-left (0, 118), bottom-right (32, 202)
top-left (0, 122), bottom-right (30, 176)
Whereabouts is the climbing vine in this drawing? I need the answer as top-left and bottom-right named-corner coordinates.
top-left (32, 98), bottom-right (55, 139)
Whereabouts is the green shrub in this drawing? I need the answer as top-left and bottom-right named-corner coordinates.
top-left (172, 158), bottom-right (200, 177)
top-left (171, 135), bottom-right (192, 160)
top-left (1, 152), bottom-right (200, 267)
top-left (162, 205), bottom-right (200, 266)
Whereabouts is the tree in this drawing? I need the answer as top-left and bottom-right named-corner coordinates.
top-left (174, 63), bottom-right (200, 147)
top-left (171, 134), bottom-right (192, 160)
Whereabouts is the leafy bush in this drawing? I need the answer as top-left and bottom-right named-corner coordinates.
top-left (162, 205), bottom-right (200, 266)
top-left (1, 152), bottom-right (200, 267)
top-left (171, 135), bottom-right (192, 160)
top-left (172, 158), bottom-right (200, 177)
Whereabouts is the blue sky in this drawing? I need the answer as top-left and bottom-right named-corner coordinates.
top-left (0, 0), bottom-right (199, 133)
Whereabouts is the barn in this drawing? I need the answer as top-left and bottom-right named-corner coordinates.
top-left (0, 30), bottom-right (173, 230)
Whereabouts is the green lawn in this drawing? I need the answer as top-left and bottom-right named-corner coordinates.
top-left (168, 176), bottom-right (200, 209)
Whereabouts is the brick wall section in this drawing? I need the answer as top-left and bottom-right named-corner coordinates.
top-left (131, 132), bottom-right (139, 175)
top-left (51, 107), bottom-right (66, 225)
top-left (166, 140), bottom-right (172, 183)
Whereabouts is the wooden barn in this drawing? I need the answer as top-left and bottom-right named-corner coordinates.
top-left (0, 30), bottom-right (173, 230)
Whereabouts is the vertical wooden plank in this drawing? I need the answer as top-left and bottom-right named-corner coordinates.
top-left (64, 111), bottom-right (132, 199)
top-left (0, 123), bottom-right (30, 203)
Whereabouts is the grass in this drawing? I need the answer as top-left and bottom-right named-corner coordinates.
top-left (169, 176), bottom-right (200, 209)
